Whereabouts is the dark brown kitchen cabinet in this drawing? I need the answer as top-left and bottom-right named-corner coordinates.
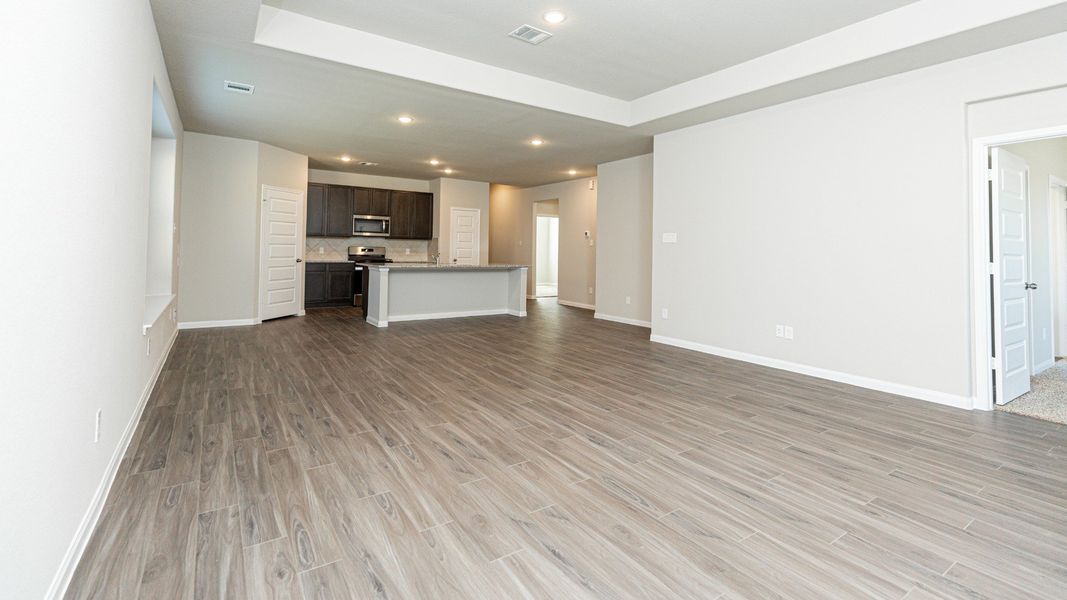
top-left (388, 191), bottom-right (416, 238)
top-left (354, 187), bottom-right (390, 216)
top-left (305, 262), bottom-right (355, 307)
top-left (410, 192), bottom-right (433, 239)
top-left (325, 185), bottom-right (354, 237)
top-left (388, 191), bottom-right (433, 239)
top-left (306, 183), bottom-right (327, 237)
top-left (304, 263), bottom-right (327, 305)
top-left (327, 263), bottom-right (355, 303)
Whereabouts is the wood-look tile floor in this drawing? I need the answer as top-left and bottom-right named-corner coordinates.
top-left (67, 301), bottom-right (1067, 599)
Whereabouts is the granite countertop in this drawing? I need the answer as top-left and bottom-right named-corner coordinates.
top-left (361, 262), bottom-right (527, 270)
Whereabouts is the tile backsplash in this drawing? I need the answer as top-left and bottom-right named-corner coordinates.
top-left (305, 237), bottom-right (431, 261)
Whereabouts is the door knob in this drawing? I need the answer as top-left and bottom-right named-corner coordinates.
top-left (296, 258), bottom-right (303, 263)
top-left (1025, 282), bottom-right (1037, 290)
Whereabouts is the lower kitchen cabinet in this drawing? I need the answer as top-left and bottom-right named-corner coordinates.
top-left (305, 262), bottom-right (355, 307)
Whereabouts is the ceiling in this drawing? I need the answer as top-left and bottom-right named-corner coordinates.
top-left (151, 0), bottom-right (651, 186)
top-left (262, 0), bottom-right (919, 100)
top-left (151, 0), bottom-right (1067, 187)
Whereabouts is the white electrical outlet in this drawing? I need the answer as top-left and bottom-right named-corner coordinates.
top-left (94, 409), bottom-right (102, 443)
top-left (318, 246), bottom-right (325, 254)
top-left (588, 287), bottom-right (594, 295)
top-left (775, 325), bottom-right (785, 337)
top-left (662, 308), bottom-right (669, 319)
top-left (662, 233), bottom-right (678, 243)
top-left (784, 326), bottom-right (794, 340)
top-left (625, 296), bottom-right (631, 305)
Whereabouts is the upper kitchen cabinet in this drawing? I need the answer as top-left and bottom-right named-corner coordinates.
top-left (306, 183), bottom-right (327, 237)
top-left (389, 191), bottom-right (415, 238)
top-left (354, 187), bottom-right (389, 216)
top-left (325, 185), bottom-right (353, 237)
top-left (412, 192), bottom-right (433, 239)
top-left (389, 191), bottom-right (433, 239)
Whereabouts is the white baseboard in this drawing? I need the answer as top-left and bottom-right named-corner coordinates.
top-left (508, 309), bottom-right (528, 317)
top-left (649, 334), bottom-right (974, 410)
top-left (367, 316), bottom-right (387, 328)
top-left (177, 318), bottom-right (257, 330)
top-left (47, 327), bottom-right (178, 599)
top-left (594, 312), bottom-right (652, 328)
top-left (1033, 357), bottom-right (1056, 374)
top-left (558, 300), bottom-right (595, 310)
top-left (389, 308), bottom-right (511, 322)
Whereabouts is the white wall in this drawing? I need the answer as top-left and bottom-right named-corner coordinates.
top-left (179, 135), bottom-right (310, 325)
top-left (0, 1), bottom-right (183, 597)
top-left (652, 32), bottom-right (1067, 407)
top-left (489, 179), bottom-right (597, 307)
top-left (436, 178), bottom-right (491, 264)
top-left (147, 137), bottom-right (177, 296)
top-left (489, 184), bottom-right (523, 264)
top-left (1001, 137), bottom-right (1067, 370)
top-left (178, 133), bottom-right (260, 324)
top-left (308, 169), bottom-right (430, 192)
top-left (596, 154), bottom-right (653, 325)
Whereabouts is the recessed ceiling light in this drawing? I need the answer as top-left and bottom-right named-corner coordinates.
top-left (543, 11), bottom-right (566, 24)
top-left (430, 159), bottom-right (440, 166)
top-left (568, 169), bottom-right (577, 175)
top-left (444, 168), bottom-right (454, 175)
top-left (397, 115), bottom-right (414, 124)
top-left (340, 155), bottom-right (351, 162)
top-left (530, 138), bottom-right (545, 146)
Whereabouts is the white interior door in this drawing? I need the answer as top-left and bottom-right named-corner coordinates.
top-left (991, 148), bottom-right (1031, 404)
top-left (259, 185), bottom-right (304, 321)
top-left (450, 207), bottom-right (480, 265)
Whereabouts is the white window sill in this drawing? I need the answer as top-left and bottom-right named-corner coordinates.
top-left (143, 294), bottom-right (176, 334)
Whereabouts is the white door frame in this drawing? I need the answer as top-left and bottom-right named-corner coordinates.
top-left (1051, 175), bottom-right (1067, 358)
top-left (258, 184), bottom-right (306, 323)
top-left (534, 214), bottom-right (560, 296)
top-left (970, 125), bottom-right (1067, 410)
top-left (530, 200), bottom-right (559, 299)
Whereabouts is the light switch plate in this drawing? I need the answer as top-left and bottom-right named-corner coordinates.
top-left (662, 233), bottom-right (678, 243)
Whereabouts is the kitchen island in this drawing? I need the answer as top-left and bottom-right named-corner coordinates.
top-left (361, 263), bottom-right (528, 327)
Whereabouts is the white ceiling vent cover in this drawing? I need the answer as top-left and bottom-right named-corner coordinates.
top-left (223, 80), bottom-right (255, 95)
top-left (508, 25), bottom-right (553, 45)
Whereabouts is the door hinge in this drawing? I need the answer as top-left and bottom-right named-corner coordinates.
top-left (987, 168), bottom-right (994, 181)
top-left (987, 262), bottom-right (996, 275)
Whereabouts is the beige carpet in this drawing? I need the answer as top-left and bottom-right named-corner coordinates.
top-left (997, 359), bottom-right (1067, 424)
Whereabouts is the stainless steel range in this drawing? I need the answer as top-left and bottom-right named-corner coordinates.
top-left (348, 246), bottom-right (391, 311)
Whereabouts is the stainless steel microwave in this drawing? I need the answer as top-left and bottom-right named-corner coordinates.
top-left (353, 214), bottom-right (390, 237)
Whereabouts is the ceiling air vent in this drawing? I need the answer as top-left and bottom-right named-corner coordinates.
top-left (508, 24), bottom-right (553, 45)
top-left (223, 80), bottom-right (255, 95)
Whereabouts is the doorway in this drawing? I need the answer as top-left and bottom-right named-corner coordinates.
top-left (531, 199), bottom-right (560, 299)
top-left (535, 215), bottom-right (559, 298)
top-left (975, 134), bottom-right (1067, 417)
